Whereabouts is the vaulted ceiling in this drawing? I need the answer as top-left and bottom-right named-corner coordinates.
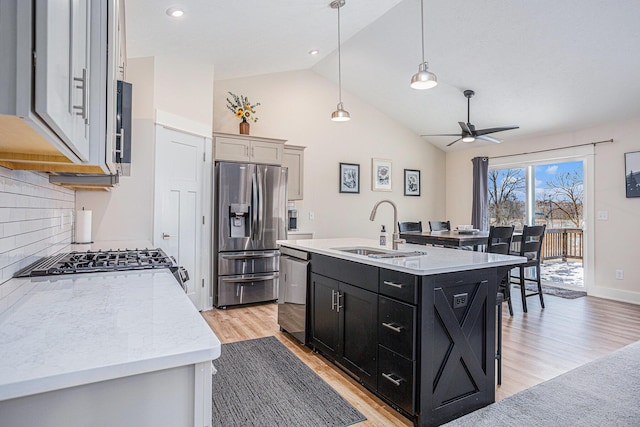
top-left (126, 0), bottom-right (640, 150)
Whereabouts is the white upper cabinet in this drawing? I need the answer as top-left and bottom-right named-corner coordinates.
top-left (213, 133), bottom-right (285, 166)
top-left (283, 145), bottom-right (305, 200)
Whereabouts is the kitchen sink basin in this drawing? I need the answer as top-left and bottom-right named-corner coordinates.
top-left (333, 247), bottom-right (427, 258)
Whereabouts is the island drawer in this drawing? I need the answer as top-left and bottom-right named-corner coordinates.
top-left (311, 253), bottom-right (378, 293)
top-left (378, 345), bottom-right (415, 415)
top-left (378, 296), bottom-right (416, 360)
top-left (379, 269), bottom-right (418, 304)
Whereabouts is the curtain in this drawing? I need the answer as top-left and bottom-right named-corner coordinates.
top-left (471, 157), bottom-right (489, 230)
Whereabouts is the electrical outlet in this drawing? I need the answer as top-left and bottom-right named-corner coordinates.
top-left (615, 269), bottom-right (624, 280)
top-left (309, 211), bottom-right (315, 220)
top-left (453, 293), bottom-right (468, 309)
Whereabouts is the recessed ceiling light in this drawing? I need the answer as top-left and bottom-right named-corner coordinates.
top-left (308, 49), bottom-right (319, 56)
top-left (166, 7), bottom-right (184, 17)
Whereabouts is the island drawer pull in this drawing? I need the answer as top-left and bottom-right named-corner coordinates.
top-left (383, 280), bottom-right (403, 289)
top-left (382, 322), bottom-right (403, 333)
top-left (382, 373), bottom-right (403, 386)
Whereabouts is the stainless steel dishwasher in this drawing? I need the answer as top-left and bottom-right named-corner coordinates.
top-left (278, 246), bottom-right (310, 344)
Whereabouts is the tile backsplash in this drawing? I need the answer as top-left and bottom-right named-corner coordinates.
top-left (0, 167), bottom-right (74, 283)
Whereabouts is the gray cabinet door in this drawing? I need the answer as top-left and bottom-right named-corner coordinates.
top-left (34, 0), bottom-right (90, 160)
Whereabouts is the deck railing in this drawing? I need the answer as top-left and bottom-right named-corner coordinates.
top-left (541, 228), bottom-right (583, 262)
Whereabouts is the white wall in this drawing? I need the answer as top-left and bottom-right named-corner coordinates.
top-left (213, 70), bottom-right (446, 239)
top-left (0, 168), bottom-right (74, 283)
top-left (77, 56), bottom-right (214, 244)
top-left (445, 116), bottom-right (640, 303)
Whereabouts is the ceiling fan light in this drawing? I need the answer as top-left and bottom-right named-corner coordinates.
top-left (462, 135), bottom-right (475, 143)
top-left (410, 62), bottom-right (437, 90)
top-left (331, 103), bottom-right (351, 122)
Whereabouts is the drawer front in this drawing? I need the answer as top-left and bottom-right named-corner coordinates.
top-left (379, 269), bottom-right (418, 304)
top-left (311, 253), bottom-right (378, 293)
top-left (378, 346), bottom-right (415, 415)
top-left (217, 273), bottom-right (278, 307)
top-left (378, 296), bottom-right (416, 360)
top-left (218, 251), bottom-right (280, 275)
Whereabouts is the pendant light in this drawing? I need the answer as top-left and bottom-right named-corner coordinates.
top-left (410, 0), bottom-right (437, 90)
top-left (330, 0), bottom-right (350, 122)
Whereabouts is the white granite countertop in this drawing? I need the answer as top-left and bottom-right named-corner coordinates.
top-left (277, 237), bottom-right (526, 275)
top-left (0, 269), bottom-right (221, 401)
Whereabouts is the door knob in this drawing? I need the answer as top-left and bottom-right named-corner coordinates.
top-left (162, 233), bottom-right (172, 239)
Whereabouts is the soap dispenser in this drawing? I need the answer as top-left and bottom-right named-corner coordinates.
top-left (379, 225), bottom-right (388, 246)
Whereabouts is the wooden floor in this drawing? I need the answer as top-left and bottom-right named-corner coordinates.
top-left (201, 294), bottom-right (640, 427)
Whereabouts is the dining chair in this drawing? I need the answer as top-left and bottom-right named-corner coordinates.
top-left (398, 221), bottom-right (422, 232)
top-left (509, 224), bottom-right (547, 313)
top-left (487, 225), bottom-right (515, 316)
top-left (487, 225), bottom-right (515, 386)
top-left (428, 220), bottom-right (451, 232)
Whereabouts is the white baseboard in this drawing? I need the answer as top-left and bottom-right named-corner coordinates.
top-left (588, 286), bottom-right (640, 305)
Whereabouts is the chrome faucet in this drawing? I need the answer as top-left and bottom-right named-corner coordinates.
top-left (369, 199), bottom-right (405, 250)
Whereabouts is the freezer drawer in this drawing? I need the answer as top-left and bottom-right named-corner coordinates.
top-left (218, 250), bottom-right (280, 276)
top-left (216, 273), bottom-right (279, 307)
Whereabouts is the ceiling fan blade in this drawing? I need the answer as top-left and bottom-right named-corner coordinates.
top-left (446, 138), bottom-right (462, 147)
top-left (475, 135), bottom-right (502, 144)
top-left (458, 122), bottom-right (473, 134)
top-left (421, 133), bottom-right (462, 137)
top-left (474, 126), bottom-right (519, 136)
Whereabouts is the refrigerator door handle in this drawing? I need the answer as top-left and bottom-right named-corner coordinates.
top-left (251, 172), bottom-right (258, 240)
top-left (257, 168), bottom-right (265, 239)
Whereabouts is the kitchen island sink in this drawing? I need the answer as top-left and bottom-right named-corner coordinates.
top-left (333, 246), bottom-right (427, 258)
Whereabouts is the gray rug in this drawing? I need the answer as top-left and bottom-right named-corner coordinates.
top-left (212, 336), bottom-right (366, 427)
top-left (512, 282), bottom-right (587, 299)
top-left (443, 340), bottom-right (640, 426)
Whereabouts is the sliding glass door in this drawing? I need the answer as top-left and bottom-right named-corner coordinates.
top-left (489, 160), bottom-right (585, 289)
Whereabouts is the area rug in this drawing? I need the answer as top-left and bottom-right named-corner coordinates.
top-left (442, 340), bottom-right (640, 426)
top-left (212, 336), bottom-right (366, 427)
top-left (511, 282), bottom-right (587, 299)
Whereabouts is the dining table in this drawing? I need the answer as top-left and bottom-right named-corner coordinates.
top-left (400, 230), bottom-right (490, 250)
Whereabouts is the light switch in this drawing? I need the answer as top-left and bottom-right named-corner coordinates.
top-left (309, 211), bottom-right (315, 220)
top-left (597, 211), bottom-right (608, 220)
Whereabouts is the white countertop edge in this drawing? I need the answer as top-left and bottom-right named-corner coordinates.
top-left (278, 237), bottom-right (527, 275)
top-left (0, 347), bottom-right (220, 401)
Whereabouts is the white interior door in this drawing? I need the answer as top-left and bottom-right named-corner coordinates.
top-left (154, 126), bottom-right (207, 309)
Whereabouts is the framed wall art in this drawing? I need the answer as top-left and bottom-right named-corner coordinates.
top-left (625, 151), bottom-right (640, 198)
top-left (404, 169), bottom-right (420, 196)
top-left (372, 158), bottom-right (392, 191)
top-left (339, 163), bottom-right (360, 193)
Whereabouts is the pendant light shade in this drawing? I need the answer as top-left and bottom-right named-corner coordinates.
top-left (410, 62), bottom-right (437, 89)
top-left (411, 0), bottom-right (437, 90)
top-left (330, 0), bottom-right (350, 122)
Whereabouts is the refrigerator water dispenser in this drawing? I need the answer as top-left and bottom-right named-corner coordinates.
top-left (229, 204), bottom-right (251, 238)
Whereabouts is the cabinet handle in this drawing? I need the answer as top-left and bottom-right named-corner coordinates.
top-left (336, 292), bottom-right (343, 313)
top-left (331, 290), bottom-right (337, 311)
top-left (383, 280), bottom-right (404, 289)
top-left (72, 68), bottom-right (88, 123)
top-left (382, 373), bottom-right (403, 387)
top-left (382, 322), bottom-right (403, 333)
top-left (114, 127), bottom-right (125, 159)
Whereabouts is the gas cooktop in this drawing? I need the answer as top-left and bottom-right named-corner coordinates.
top-left (16, 248), bottom-right (178, 277)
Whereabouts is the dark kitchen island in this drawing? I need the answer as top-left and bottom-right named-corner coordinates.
top-left (277, 238), bottom-right (525, 427)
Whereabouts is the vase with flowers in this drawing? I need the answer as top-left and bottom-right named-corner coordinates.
top-left (226, 92), bottom-right (260, 135)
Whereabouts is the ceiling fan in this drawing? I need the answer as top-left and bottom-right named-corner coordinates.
top-left (422, 90), bottom-right (519, 147)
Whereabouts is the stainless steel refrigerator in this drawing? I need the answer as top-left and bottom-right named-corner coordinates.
top-left (214, 162), bottom-right (287, 308)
